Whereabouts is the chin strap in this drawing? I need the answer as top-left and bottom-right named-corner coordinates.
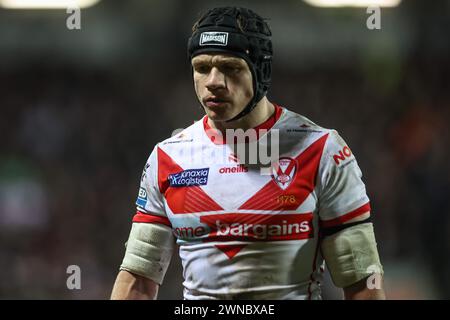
top-left (225, 101), bottom-right (257, 122)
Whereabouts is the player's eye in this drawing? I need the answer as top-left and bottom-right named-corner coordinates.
top-left (194, 64), bottom-right (211, 74)
top-left (221, 64), bottom-right (241, 74)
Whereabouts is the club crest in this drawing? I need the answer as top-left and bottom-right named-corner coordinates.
top-left (271, 157), bottom-right (297, 190)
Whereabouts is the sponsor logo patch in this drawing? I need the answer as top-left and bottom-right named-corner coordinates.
top-left (168, 168), bottom-right (209, 187)
top-left (174, 213), bottom-right (314, 258)
top-left (199, 32), bottom-right (228, 46)
top-left (333, 146), bottom-right (352, 165)
top-left (136, 187), bottom-right (148, 208)
top-left (200, 213), bottom-right (314, 241)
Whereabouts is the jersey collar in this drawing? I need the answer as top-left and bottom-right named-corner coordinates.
top-left (203, 104), bottom-right (283, 145)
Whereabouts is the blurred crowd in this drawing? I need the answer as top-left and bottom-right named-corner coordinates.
top-left (0, 47), bottom-right (449, 299)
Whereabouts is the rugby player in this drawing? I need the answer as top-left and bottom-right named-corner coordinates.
top-left (111, 6), bottom-right (385, 300)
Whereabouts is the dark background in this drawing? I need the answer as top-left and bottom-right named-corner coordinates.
top-left (0, 0), bottom-right (449, 299)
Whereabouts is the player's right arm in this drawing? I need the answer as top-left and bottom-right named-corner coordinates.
top-left (111, 219), bottom-right (175, 300)
top-left (111, 146), bottom-right (175, 300)
top-left (111, 269), bottom-right (159, 300)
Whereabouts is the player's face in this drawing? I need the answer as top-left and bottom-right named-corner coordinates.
top-left (192, 54), bottom-right (253, 122)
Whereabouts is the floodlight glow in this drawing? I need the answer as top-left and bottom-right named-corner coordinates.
top-left (0, 0), bottom-right (100, 9)
top-left (303, 0), bottom-right (401, 7)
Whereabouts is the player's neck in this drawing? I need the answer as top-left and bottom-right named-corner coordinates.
top-left (207, 97), bottom-right (275, 132)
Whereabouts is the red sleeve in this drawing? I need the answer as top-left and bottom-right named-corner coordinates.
top-left (132, 210), bottom-right (172, 228)
top-left (319, 202), bottom-right (370, 228)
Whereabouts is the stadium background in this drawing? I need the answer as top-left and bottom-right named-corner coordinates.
top-left (0, 0), bottom-right (449, 299)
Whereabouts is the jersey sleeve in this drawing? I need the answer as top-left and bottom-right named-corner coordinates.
top-left (133, 146), bottom-right (171, 227)
top-left (317, 130), bottom-right (371, 228)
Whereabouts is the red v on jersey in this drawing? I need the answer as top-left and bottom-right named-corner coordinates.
top-left (157, 133), bottom-right (327, 259)
top-left (157, 134), bottom-right (328, 214)
top-left (214, 244), bottom-right (247, 259)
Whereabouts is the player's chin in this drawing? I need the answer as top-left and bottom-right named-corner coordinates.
top-left (204, 104), bottom-right (235, 122)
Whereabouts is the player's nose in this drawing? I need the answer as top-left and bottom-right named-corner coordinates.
top-left (205, 67), bottom-right (226, 91)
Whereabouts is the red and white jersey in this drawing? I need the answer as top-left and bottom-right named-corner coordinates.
top-left (133, 105), bottom-right (370, 300)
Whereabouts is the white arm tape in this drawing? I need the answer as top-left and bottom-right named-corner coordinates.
top-left (321, 222), bottom-right (384, 288)
top-left (120, 222), bottom-right (175, 285)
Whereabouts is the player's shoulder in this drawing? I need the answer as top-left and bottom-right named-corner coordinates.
top-left (278, 106), bottom-right (338, 139)
top-left (141, 117), bottom-right (204, 167)
top-left (280, 107), bottom-right (328, 131)
top-left (279, 106), bottom-right (351, 156)
top-left (155, 117), bottom-right (204, 149)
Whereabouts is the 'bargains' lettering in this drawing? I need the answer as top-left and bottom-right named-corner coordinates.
top-left (200, 213), bottom-right (314, 241)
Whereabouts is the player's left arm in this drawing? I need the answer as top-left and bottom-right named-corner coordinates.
top-left (318, 131), bottom-right (385, 300)
top-left (343, 274), bottom-right (386, 300)
top-left (324, 211), bottom-right (386, 299)
top-left (321, 212), bottom-right (386, 300)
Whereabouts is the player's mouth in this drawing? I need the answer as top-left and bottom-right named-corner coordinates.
top-left (204, 96), bottom-right (229, 108)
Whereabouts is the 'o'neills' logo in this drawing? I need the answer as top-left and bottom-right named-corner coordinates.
top-left (200, 213), bottom-right (314, 241)
top-left (219, 164), bottom-right (248, 174)
top-left (271, 157), bottom-right (297, 190)
top-left (199, 32), bottom-right (228, 46)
